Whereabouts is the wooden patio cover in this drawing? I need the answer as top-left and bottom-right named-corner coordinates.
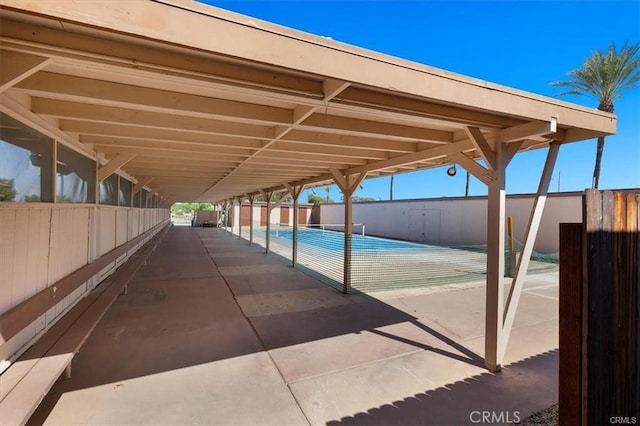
top-left (0, 0), bottom-right (615, 204)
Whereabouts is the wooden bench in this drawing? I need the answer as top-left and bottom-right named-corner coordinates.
top-left (0, 224), bottom-right (170, 425)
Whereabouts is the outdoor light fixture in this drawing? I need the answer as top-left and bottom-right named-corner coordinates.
top-left (447, 165), bottom-right (457, 176)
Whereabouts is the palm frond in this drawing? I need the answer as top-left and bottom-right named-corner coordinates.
top-left (551, 41), bottom-right (640, 109)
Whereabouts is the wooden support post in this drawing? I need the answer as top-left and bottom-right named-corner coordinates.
top-left (485, 142), bottom-right (506, 372)
top-left (344, 194), bottom-right (354, 293)
top-left (226, 201), bottom-right (230, 231)
top-left (264, 191), bottom-right (273, 253)
top-left (286, 184), bottom-right (305, 267)
top-left (500, 142), bottom-right (559, 361)
top-left (236, 197), bottom-right (242, 239)
top-left (220, 202), bottom-right (225, 230)
top-left (330, 169), bottom-right (366, 294)
top-left (248, 195), bottom-right (255, 244)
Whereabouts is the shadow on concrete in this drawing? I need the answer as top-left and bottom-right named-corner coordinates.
top-left (326, 349), bottom-right (558, 426)
top-left (369, 321), bottom-right (484, 367)
top-left (27, 226), bottom-right (482, 424)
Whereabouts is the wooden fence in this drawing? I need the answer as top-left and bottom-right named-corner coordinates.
top-left (559, 189), bottom-right (639, 425)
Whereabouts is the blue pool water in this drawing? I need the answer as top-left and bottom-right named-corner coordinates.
top-left (268, 228), bottom-right (425, 252)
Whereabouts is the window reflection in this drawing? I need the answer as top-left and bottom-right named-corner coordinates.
top-left (0, 113), bottom-right (53, 202)
top-left (99, 173), bottom-right (118, 205)
top-left (119, 177), bottom-right (132, 207)
top-left (56, 145), bottom-right (96, 203)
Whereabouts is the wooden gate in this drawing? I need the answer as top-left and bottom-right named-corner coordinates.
top-left (280, 206), bottom-right (289, 225)
top-left (260, 206), bottom-right (268, 226)
top-left (560, 189), bottom-right (639, 425)
top-left (298, 206), bottom-right (307, 225)
top-left (241, 205), bottom-right (250, 226)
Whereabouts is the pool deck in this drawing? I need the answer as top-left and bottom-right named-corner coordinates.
top-left (29, 226), bottom-right (560, 425)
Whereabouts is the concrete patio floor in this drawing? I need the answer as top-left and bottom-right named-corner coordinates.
top-left (28, 226), bottom-right (559, 425)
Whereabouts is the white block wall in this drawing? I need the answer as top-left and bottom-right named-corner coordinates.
top-left (319, 193), bottom-right (584, 253)
top-left (0, 203), bottom-right (169, 371)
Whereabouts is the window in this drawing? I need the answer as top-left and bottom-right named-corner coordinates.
top-left (56, 144), bottom-right (96, 203)
top-left (0, 113), bottom-right (53, 202)
top-left (119, 177), bottom-right (132, 207)
top-left (99, 173), bottom-right (118, 205)
top-left (133, 190), bottom-right (141, 208)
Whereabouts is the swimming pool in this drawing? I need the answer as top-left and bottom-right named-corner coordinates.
top-left (246, 225), bottom-right (558, 293)
top-left (268, 228), bottom-right (425, 252)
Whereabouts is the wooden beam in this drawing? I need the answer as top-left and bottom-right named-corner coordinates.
top-left (98, 148), bottom-right (247, 163)
top-left (283, 183), bottom-right (305, 200)
top-left (464, 126), bottom-right (496, 170)
top-left (329, 168), bottom-right (349, 192)
top-left (257, 150), bottom-right (368, 165)
top-left (292, 105), bottom-right (316, 126)
top-left (342, 86), bottom-right (523, 128)
top-left (343, 119), bottom-right (558, 177)
top-left (16, 72), bottom-right (294, 125)
top-left (323, 79), bottom-right (350, 100)
top-left (283, 129), bottom-right (417, 153)
top-left (449, 153), bottom-right (493, 186)
top-left (0, 51), bottom-right (51, 93)
top-left (31, 98), bottom-right (274, 139)
top-left (132, 177), bottom-right (153, 194)
top-left (4, 0), bottom-right (615, 137)
top-left (0, 93), bottom-right (96, 158)
top-left (82, 134), bottom-right (260, 152)
top-left (494, 118), bottom-right (557, 143)
top-left (270, 141), bottom-right (388, 160)
top-left (499, 141), bottom-right (560, 361)
top-left (97, 153), bottom-right (136, 182)
top-left (504, 140), bottom-right (525, 165)
top-left (0, 18), bottom-right (323, 97)
top-left (62, 120), bottom-right (264, 149)
top-left (347, 139), bottom-right (474, 175)
top-left (290, 185), bottom-right (304, 200)
top-left (301, 114), bottom-right (453, 144)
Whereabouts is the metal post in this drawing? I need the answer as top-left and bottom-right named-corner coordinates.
top-left (485, 142), bottom-right (506, 372)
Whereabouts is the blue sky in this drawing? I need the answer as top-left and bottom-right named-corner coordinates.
top-left (204, 0), bottom-right (639, 201)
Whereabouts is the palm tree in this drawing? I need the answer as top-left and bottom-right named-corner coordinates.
top-left (551, 41), bottom-right (640, 189)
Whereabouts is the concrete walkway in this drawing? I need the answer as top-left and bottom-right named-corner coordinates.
top-left (29, 226), bottom-right (559, 425)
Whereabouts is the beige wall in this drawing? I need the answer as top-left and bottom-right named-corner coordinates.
top-left (319, 194), bottom-right (584, 253)
top-left (0, 203), bottom-right (169, 372)
top-left (231, 202), bottom-right (312, 231)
